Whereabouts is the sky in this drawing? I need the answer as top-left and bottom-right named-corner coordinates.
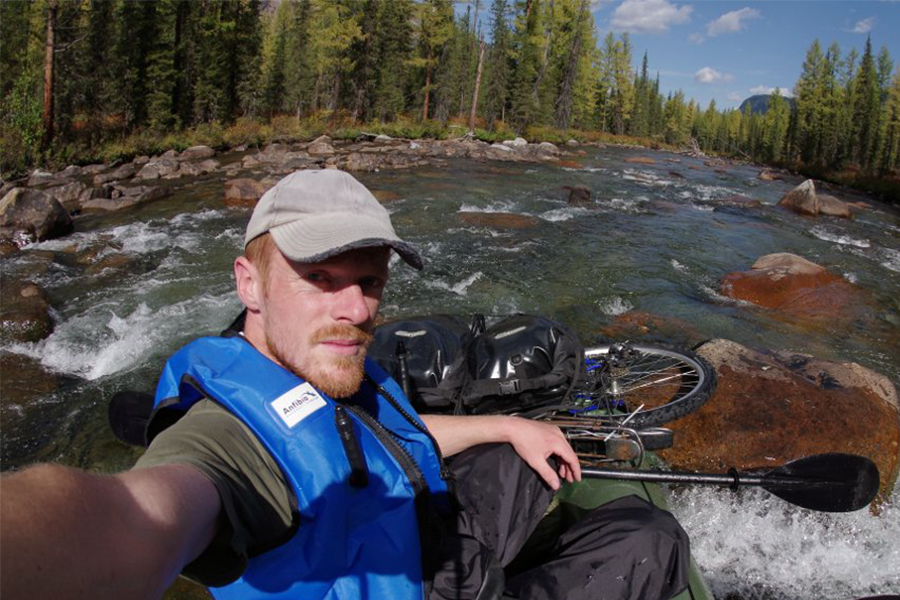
top-left (589, 0), bottom-right (900, 109)
top-left (462, 0), bottom-right (900, 111)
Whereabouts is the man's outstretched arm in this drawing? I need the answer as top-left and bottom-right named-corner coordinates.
top-left (0, 462), bottom-right (220, 600)
top-left (420, 414), bottom-right (582, 490)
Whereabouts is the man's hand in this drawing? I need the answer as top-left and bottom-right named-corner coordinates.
top-left (421, 414), bottom-right (582, 490)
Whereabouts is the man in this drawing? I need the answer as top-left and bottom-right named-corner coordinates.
top-left (0, 169), bottom-right (688, 600)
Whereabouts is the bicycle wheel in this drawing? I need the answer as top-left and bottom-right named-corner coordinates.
top-left (575, 343), bottom-right (716, 427)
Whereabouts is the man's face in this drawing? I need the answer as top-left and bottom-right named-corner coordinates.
top-left (256, 247), bottom-right (390, 397)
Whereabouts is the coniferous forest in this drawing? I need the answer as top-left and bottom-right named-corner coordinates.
top-left (2, 0), bottom-right (899, 200)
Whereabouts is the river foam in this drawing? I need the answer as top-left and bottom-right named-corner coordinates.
top-left (670, 482), bottom-right (900, 599)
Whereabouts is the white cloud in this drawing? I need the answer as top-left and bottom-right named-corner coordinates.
top-left (749, 85), bottom-right (793, 97)
top-left (727, 92), bottom-right (743, 102)
top-left (695, 67), bottom-right (733, 84)
top-left (688, 32), bottom-right (705, 44)
top-left (611, 0), bottom-right (693, 34)
top-left (706, 8), bottom-right (761, 37)
top-left (851, 17), bottom-right (875, 33)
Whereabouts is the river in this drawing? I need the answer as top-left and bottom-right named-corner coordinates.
top-left (1, 145), bottom-right (898, 598)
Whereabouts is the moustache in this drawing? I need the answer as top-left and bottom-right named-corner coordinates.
top-left (310, 324), bottom-right (374, 347)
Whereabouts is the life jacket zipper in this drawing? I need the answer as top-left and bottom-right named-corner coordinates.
top-left (366, 376), bottom-right (456, 484)
top-left (341, 403), bottom-right (429, 497)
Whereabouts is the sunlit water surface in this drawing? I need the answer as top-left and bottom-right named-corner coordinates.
top-left (2, 146), bottom-right (898, 598)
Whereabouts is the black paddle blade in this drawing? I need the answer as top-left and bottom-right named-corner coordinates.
top-left (763, 453), bottom-right (880, 512)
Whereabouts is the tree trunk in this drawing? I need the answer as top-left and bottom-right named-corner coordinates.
top-left (42, 0), bottom-right (57, 149)
top-left (554, 0), bottom-right (588, 129)
top-left (469, 39), bottom-right (486, 135)
top-left (422, 51), bottom-right (433, 121)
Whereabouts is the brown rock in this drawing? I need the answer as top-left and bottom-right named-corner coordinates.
top-left (0, 237), bottom-right (19, 256)
top-left (599, 311), bottom-right (704, 348)
top-left (0, 281), bottom-right (54, 343)
top-left (180, 145), bottom-right (216, 160)
top-left (0, 352), bottom-right (59, 412)
top-left (625, 157), bottom-right (655, 165)
top-left (459, 212), bottom-right (539, 229)
top-left (556, 160), bottom-right (583, 169)
top-left (777, 179), bottom-right (819, 216)
top-left (84, 252), bottom-right (134, 276)
top-left (224, 178), bottom-right (270, 207)
top-left (0, 188), bottom-right (73, 245)
top-left (759, 169), bottom-right (782, 181)
top-left (817, 194), bottom-right (852, 219)
top-left (721, 253), bottom-right (863, 323)
top-left (564, 185), bottom-right (592, 207)
top-left (81, 196), bottom-right (143, 212)
top-left (659, 339), bottom-right (899, 499)
top-left (668, 171), bottom-right (685, 179)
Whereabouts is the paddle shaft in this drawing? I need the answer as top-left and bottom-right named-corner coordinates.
top-left (581, 467), bottom-right (835, 489)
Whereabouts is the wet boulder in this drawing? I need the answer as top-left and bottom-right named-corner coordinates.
top-left (777, 179), bottom-right (819, 216)
top-left (224, 178), bottom-right (270, 207)
top-left (625, 157), bottom-right (655, 165)
top-left (564, 185), bottom-right (592, 207)
top-left (0, 281), bottom-right (54, 343)
top-left (817, 194), bottom-right (852, 219)
top-left (721, 253), bottom-right (861, 322)
top-left (458, 211), bottom-right (539, 229)
top-left (659, 338), bottom-right (899, 498)
top-left (759, 169), bottom-right (782, 181)
top-left (0, 188), bottom-right (73, 246)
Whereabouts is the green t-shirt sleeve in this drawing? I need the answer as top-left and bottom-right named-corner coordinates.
top-left (134, 399), bottom-right (295, 586)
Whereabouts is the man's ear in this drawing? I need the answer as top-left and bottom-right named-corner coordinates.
top-left (234, 256), bottom-right (263, 312)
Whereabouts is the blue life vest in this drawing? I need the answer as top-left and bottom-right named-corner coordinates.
top-left (153, 335), bottom-right (453, 600)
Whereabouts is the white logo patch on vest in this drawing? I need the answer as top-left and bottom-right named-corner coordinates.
top-left (271, 382), bottom-right (327, 428)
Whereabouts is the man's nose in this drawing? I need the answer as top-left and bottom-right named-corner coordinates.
top-left (331, 283), bottom-right (370, 324)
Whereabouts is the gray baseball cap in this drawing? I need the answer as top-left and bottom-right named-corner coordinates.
top-left (244, 169), bottom-right (422, 270)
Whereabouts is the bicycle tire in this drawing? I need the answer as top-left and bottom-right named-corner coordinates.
top-left (575, 343), bottom-right (716, 427)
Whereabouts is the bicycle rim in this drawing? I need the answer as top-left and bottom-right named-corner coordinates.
top-left (580, 344), bottom-right (715, 427)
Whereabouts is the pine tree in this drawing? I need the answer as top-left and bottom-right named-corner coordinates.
top-left (851, 36), bottom-right (879, 168)
top-left (372, 0), bottom-right (413, 121)
top-left (483, 0), bottom-right (511, 128)
top-left (414, 0), bottom-right (454, 121)
top-left (508, 0), bottom-right (542, 132)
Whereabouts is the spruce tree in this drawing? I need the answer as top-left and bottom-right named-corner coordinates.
top-left (483, 0), bottom-right (511, 128)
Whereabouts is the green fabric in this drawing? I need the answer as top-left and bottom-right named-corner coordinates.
top-left (135, 399), bottom-right (294, 585)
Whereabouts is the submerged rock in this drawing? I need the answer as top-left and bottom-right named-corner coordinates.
top-left (625, 157), bottom-right (655, 165)
top-left (660, 338), bottom-right (899, 499)
top-left (458, 211), bottom-right (539, 229)
top-left (564, 185), bottom-right (592, 207)
top-left (0, 281), bottom-right (54, 343)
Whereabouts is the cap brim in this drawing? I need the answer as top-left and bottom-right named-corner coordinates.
top-left (270, 214), bottom-right (423, 270)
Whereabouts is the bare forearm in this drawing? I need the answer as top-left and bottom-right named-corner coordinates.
top-left (0, 463), bottom-right (219, 600)
top-left (421, 414), bottom-right (516, 457)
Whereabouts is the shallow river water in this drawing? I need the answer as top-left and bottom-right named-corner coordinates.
top-left (1, 145), bottom-right (898, 598)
